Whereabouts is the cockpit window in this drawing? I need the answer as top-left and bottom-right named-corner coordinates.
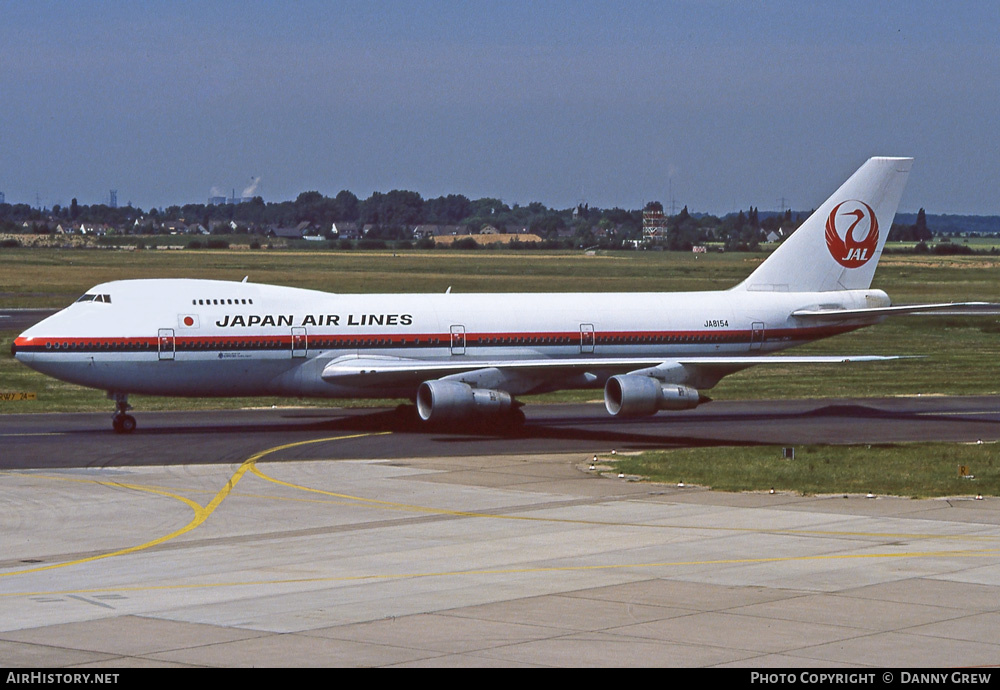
top-left (75, 293), bottom-right (111, 304)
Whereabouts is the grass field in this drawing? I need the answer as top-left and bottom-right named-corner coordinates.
top-left (1, 246), bottom-right (998, 495)
top-left (605, 443), bottom-right (999, 499)
top-left (0, 246), bottom-right (758, 308)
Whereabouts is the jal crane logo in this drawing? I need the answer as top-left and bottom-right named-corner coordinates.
top-left (825, 200), bottom-right (879, 268)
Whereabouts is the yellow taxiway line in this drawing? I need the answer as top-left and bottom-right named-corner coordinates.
top-left (0, 432), bottom-right (389, 578)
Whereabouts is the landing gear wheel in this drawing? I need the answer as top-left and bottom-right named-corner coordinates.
top-left (497, 407), bottom-right (526, 434)
top-left (393, 403), bottom-right (419, 428)
top-left (109, 392), bottom-right (135, 433)
top-left (112, 414), bottom-right (136, 434)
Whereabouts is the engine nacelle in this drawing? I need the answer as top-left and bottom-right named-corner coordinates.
top-left (416, 380), bottom-right (513, 423)
top-left (604, 375), bottom-right (706, 417)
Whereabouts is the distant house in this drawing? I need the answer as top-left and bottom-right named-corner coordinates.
top-left (161, 220), bottom-right (187, 234)
top-left (412, 224), bottom-right (439, 239)
top-left (266, 225), bottom-right (305, 239)
top-left (78, 223), bottom-right (108, 236)
top-left (332, 222), bottom-right (361, 239)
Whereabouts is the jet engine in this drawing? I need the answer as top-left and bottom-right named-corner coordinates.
top-left (604, 375), bottom-right (707, 417)
top-left (416, 380), bottom-right (514, 423)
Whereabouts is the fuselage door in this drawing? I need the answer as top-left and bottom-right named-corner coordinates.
top-left (450, 325), bottom-right (466, 356)
top-left (750, 322), bottom-right (765, 351)
top-left (291, 327), bottom-right (308, 358)
top-left (580, 323), bottom-right (595, 354)
top-left (158, 328), bottom-right (175, 361)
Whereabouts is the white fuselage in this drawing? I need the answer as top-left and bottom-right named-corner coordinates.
top-left (13, 278), bottom-right (885, 399)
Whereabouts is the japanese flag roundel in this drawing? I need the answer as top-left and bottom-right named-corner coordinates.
top-left (825, 200), bottom-right (879, 269)
top-left (178, 314), bottom-right (199, 328)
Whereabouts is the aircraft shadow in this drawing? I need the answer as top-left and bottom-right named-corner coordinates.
top-left (88, 401), bottom-right (1000, 451)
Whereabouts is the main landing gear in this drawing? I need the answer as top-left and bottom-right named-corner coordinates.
top-left (109, 392), bottom-right (136, 434)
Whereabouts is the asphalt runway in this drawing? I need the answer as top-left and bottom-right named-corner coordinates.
top-left (2, 397), bottom-right (1000, 667)
top-left (1, 396), bottom-right (999, 469)
top-left (0, 308), bottom-right (58, 332)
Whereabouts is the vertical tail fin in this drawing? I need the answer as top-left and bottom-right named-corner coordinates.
top-left (735, 157), bottom-right (913, 293)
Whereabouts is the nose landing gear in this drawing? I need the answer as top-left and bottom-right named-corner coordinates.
top-left (109, 392), bottom-right (136, 434)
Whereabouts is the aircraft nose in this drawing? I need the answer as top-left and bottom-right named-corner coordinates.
top-left (11, 334), bottom-right (32, 361)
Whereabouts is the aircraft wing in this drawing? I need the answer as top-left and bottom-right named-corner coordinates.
top-left (320, 354), bottom-right (905, 389)
top-left (792, 302), bottom-right (996, 321)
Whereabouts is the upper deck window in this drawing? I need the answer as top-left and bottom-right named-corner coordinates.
top-left (193, 296), bottom-right (252, 306)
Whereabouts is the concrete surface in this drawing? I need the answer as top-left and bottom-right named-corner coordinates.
top-left (3, 446), bottom-right (999, 667)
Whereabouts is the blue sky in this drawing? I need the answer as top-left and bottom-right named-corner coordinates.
top-left (1, 1), bottom-right (998, 214)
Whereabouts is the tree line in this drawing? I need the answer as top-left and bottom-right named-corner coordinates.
top-left (0, 187), bottom-right (947, 250)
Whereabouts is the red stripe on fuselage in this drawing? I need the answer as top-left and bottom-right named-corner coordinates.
top-left (12, 323), bottom-right (860, 353)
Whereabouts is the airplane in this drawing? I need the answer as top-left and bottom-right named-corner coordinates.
top-left (10, 156), bottom-right (983, 433)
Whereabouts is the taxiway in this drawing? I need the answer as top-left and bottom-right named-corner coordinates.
top-left (1, 396), bottom-right (999, 469)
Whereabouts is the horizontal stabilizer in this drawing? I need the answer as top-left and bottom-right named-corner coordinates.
top-left (792, 302), bottom-right (996, 321)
